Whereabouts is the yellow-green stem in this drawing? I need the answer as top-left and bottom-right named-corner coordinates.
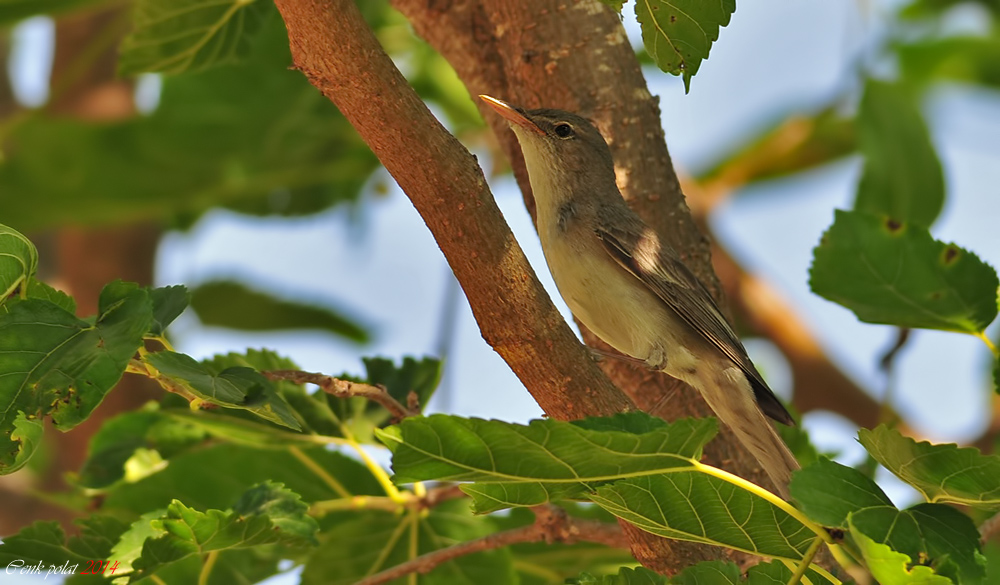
top-left (348, 439), bottom-right (403, 501)
top-left (785, 536), bottom-right (824, 585)
top-left (198, 551), bottom-right (219, 585)
top-left (976, 331), bottom-right (998, 358)
top-left (692, 461), bottom-right (831, 542)
top-left (289, 446), bottom-right (352, 498)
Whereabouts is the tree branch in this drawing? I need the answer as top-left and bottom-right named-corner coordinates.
top-left (263, 370), bottom-right (418, 421)
top-left (273, 0), bottom-right (632, 421)
top-left (353, 505), bottom-right (627, 585)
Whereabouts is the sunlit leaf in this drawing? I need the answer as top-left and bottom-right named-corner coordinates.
top-left (849, 515), bottom-right (954, 585)
top-left (859, 425), bottom-right (1000, 508)
top-left (0, 223), bottom-right (38, 304)
top-left (634, 0), bottom-right (735, 90)
top-left (0, 281), bottom-right (152, 472)
top-left (810, 210), bottom-right (999, 333)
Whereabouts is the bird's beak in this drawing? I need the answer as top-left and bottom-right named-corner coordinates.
top-left (479, 95), bottom-right (545, 135)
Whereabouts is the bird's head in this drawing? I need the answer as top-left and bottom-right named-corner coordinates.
top-left (479, 95), bottom-right (615, 180)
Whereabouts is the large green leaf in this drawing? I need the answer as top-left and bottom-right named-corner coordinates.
top-left (0, 281), bottom-right (152, 472)
top-left (855, 80), bottom-right (945, 227)
top-left (76, 406), bottom-right (208, 489)
top-left (590, 474), bottom-right (817, 561)
top-left (102, 443), bottom-right (381, 514)
top-left (634, 0), bottom-right (735, 90)
top-left (150, 285), bottom-right (191, 336)
top-left (789, 458), bottom-right (893, 527)
top-left (378, 413), bottom-right (718, 511)
top-left (301, 500), bottom-right (516, 585)
top-left (144, 350), bottom-right (301, 430)
top-left (190, 280), bottom-right (369, 343)
top-left (0, 15), bottom-right (379, 231)
top-left (810, 209), bottom-right (999, 333)
top-left (582, 560), bottom-right (836, 585)
top-left (859, 425), bottom-right (1000, 507)
top-left (120, 0), bottom-right (271, 75)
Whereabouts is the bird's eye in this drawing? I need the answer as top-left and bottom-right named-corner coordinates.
top-left (553, 123), bottom-right (574, 138)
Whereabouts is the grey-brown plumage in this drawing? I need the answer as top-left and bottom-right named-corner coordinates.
top-left (481, 95), bottom-right (799, 497)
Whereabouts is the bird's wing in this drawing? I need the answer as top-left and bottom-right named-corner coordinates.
top-left (595, 219), bottom-right (794, 425)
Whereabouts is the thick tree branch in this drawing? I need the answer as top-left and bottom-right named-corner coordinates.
top-left (273, 0), bottom-right (631, 421)
top-left (388, 0), bottom-right (785, 571)
top-left (353, 505), bottom-right (627, 585)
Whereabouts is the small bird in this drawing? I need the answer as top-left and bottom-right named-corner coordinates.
top-left (480, 95), bottom-right (799, 497)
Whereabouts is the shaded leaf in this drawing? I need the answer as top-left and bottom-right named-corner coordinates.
top-left (103, 443), bottom-right (380, 514)
top-left (120, 0), bottom-right (272, 75)
top-left (571, 566), bottom-right (666, 584)
top-left (150, 285), bottom-right (191, 335)
top-left (77, 407), bottom-right (207, 489)
top-left (301, 500), bottom-right (515, 585)
top-left (856, 80), bottom-right (945, 227)
top-left (597, 0), bottom-right (626, 11)
top-left (0, 281), bottom-right (152, 472)
top-left (849, 515), bottom-right (954, 584)
top-left (909, 503), bottom-right (986, 585)
top-left (145, 350), bottom-right (301, 430)
top-left (132, 484), bottom-right (318, 578)
top-left (591, 474), bottom-right (818, 561)
top-left (810, 209), bottom-right (999, 333)
top-left (859, 425), bottom-right (1000, 508)
top-left (790, 458), bottom-right (893, 527)
top-left (634, 0), bottom-right (735, 90)
top-left (190, 280), bottom-right (369, 343)
top-left (0, 516), bottom-right (128, 581)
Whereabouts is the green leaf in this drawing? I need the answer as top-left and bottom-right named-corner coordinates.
top-left (7, 413), bottom-right (43, 475)
top-left (571, 566), bottom-right (666, 584)
top-left (0, 281), bottom-right (152, 472)
top-left (379, 413), bottom-right (717, 510)
top-left (855, 80), bottom-right (945, 227)
top-left (859, 425), bottom-right (1000, 508)
top-left (0, 223), bottom-right (38, 303)
top-left (809, 209), bottom-right (999, 333)
top-left (745, 560), bottom-right (837, 584)
top-left (1, 16), bottom-right (380, 231)
top-left (132, 484), bottom-right (318, 578)
top-left (120, 0), bottom-right (273, 75)
top-left (150, 285), bottom-right (191, 335)
top-left (597, 0), bottom-right (626, 12)
top-left (789, 458), bottom-right (893, 527)
top-left (144, 350), bottom-right (301, 430)
top-left (103, 443), bottom-right (381, 514)
top-left (77, 406), bottom-right (207, 488)
top-left (301, 500), bottom-right (516, 585)
top-left (849, 515), bottom-right (954, 585)
top-left (590, 473), bottom-right (818, 561)
top-left (0, 516), bottom-right (129, 580)
top-left (190, 280), bottom-right (369, 343)
top-left (0, 0), bottom-right (105, 26)
top-left (634, 0), bottom-right (735, 90)
top-left (908, 503), bottom-right (987, 585)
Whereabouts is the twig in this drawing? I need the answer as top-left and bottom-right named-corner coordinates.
top-left (353, 505), bottom-right (627, 585)
top-left (263, 370), bottom-right (419, 421)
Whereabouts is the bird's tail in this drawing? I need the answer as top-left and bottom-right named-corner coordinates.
top-left (696, 366), bottom-right (800, 499)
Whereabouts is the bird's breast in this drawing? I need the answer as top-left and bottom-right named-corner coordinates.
top-left (539, 220), bottom-right (698, 375)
